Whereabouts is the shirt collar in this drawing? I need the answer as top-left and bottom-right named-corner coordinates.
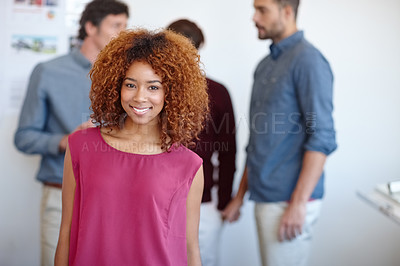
top-left (269, 30), bottom-right (304, 60)
top-left (71, 48), bottom-right (92, 69)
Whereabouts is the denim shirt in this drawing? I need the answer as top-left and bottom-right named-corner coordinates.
top-left (14, 49), bottom-right (92, 184)
top-left (247, 31), bottom-right (337, 202)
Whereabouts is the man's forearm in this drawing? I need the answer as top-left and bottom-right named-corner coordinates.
top-left (235, 165), bottom-right (248, 201)
top-left (14, 129), bottom-right (64, 156)
top-left (291, 150), bottom-right (326, 204)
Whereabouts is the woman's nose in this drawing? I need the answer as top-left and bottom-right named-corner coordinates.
top-left (133, 87), bottom-right (147, 102)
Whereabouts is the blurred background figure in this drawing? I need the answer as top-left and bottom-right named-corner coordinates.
top-left (167, 19), bottom-right (237, 266)
top-left (14, 1), bottom-right (129, 265)
top-left (223, 0), bottom-right (337, 265)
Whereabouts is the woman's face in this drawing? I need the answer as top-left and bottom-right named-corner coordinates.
top-left (120, 61), bottom-right (165, 126)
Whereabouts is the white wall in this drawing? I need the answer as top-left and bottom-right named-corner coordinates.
top-left (2, 0), bottom-right (400, 265)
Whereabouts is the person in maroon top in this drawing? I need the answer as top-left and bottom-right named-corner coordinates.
top-left (167, 19), bottom-right (237, 266)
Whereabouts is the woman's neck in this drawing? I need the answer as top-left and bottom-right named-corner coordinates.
top-left (120, 119), bottom-right (161, 143)
top-left (101, 120), bottom-right (163, 155)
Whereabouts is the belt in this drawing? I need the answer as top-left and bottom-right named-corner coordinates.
top-left (44, 182), bottom-right (62, 189)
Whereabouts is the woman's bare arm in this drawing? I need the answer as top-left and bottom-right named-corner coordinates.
top-left (54, 144), bottom-right (76, 266)
top-left (186, 165), bottom-right (204, 266)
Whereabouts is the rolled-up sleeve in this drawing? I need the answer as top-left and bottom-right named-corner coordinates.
top-left (294, 51), bottom-right (337, 155)
top-left (14, 63), bottom-right (64, 156)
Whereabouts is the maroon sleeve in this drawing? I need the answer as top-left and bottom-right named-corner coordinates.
top-left (209, 79), bottom-right (237, 210)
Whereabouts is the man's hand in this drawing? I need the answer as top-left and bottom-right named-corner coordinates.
top-left (221, 197), bottom-right (243, 223)
top-left (278, 202), bottom-right (307, 242)
top-left (58, 119), bottom-right (95, 152)
top-left (75, 119), bottom-right (96, 132)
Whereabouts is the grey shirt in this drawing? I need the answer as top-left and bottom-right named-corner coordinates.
top-left (247, 31), bottom-right (337, 202)
top-left (15, 49), bottom-right (92, 184)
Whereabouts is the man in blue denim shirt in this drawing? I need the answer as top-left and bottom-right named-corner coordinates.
top-left (222, 0), bottom-right (337, 265)
top-left (14, 1), bottom-right (129, 265)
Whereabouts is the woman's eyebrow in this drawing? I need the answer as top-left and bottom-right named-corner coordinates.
top-left (147, 80), bottom-right (162, 84)
top-left (124, 77), bottom-right (162, 84)
top-left (124, 77), bottom-right (136, 82)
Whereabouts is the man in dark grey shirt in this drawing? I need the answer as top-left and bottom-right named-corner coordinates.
top-left (14, 1), bottom-right (129, 264)
top-left (223, 0), bottom-right (336, 265)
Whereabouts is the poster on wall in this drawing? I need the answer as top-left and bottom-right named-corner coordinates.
top-left (11, 34), bottom-right (58, 54)
top-left (2, 0), bottom-right (93, 115)
top-left (2, 0), bottom-right (65, 114)
top-left (6, 34), bottom-right (59, 113)
top-left (11, 0), bottom-right (61, 25)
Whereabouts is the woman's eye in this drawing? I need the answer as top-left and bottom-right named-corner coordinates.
top-left (149, 86), bottom-right (159, 90)
top-left (126, 83), bottom-right (135, 88)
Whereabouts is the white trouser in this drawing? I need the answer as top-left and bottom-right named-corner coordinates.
top-left (254, 200), bottom-right (322, 266)
top-left (40, 186), bottom-right (62, 266)
top-left (198, 202), bottom-right (224, 266)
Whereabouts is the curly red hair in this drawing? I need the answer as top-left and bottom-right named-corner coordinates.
top-left (89, 29), bottom-right (209, 150)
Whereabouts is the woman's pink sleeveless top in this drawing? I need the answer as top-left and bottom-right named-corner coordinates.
top-left (67, 127), bottom-right (202, 266)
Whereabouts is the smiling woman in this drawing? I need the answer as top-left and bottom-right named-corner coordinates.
top-left (120, 61), bottom-right (165, 128)
top-left (54, 29), bottom-right (209, 266)
top-left (90, 29), bottom-right (209, 150)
